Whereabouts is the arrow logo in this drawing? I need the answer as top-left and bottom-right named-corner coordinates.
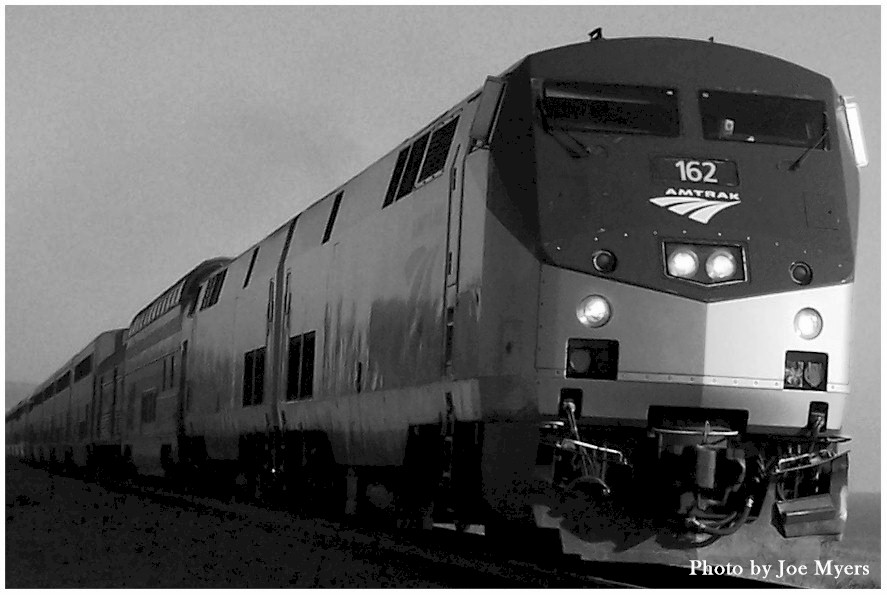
top-left (649, 195), bottom-right (739, 224)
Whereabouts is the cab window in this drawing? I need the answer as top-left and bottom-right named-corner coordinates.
top-left (699, 90), bottom-right (827, 148)
top-left (541, 81), bottom-right (679, 137)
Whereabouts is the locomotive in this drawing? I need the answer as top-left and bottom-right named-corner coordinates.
top-left (7, 34), bottom-right (868, 579)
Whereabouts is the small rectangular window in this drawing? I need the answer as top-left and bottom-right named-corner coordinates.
top-left (301, 332), bottom-right (315, 399)
top-left (200, 269), bottom-right (228, 310)
top-left (383, 147), bottom-right (410, 207)
top-left (541, 81), bottom-right (679, 137)
top-left (242, 347), bottom-right (266, 406)
top-left (287, 331), bottom-right (316, 400)
top-left (322, 191), bottom-right (344, 244)
top-left (699, 90), bottom-right (827, 148)
top-left (55, 371), bottom-right (71, 393)
top-left (199, 282), bottom-right (211, 310)
top-left (253, 347), bottom-right (265, 405)
top-left (171, 283), bottom-right (184, 305)
top-left (396, 133), bottom-right (431, 200)
top-left (287, 335), bottom-right (302, 401)
top-left (162, 359), bottom-right (167, 390)
top-left (170, 355), bottom-right (175, 389)
top-left (243, 351), bottom-right (255, 405)
top-left (74, 355), bottom-right (93, 382)
top-left (243, 247), bottom-right (260, 288)
top-left (419, 117), bottom-right (459, 181)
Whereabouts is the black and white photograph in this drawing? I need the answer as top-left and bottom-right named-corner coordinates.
top-left (5, 5), bottom-right (880, 589)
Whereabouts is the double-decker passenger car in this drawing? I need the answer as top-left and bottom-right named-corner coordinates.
top-left (7, 35), bottom-right (868, 580)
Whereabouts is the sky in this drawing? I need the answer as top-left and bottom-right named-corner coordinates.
top-left (4, 6), bottom-right (880, 491)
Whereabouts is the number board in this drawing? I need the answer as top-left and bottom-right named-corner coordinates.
top-left (652, 157), bottom-right (739, 186)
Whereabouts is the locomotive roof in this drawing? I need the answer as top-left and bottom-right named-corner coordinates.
top-left (523, 36), bottom-right (831, 96)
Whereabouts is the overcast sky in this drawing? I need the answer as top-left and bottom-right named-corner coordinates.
top-left (4, 6), bottom-right (880, 491)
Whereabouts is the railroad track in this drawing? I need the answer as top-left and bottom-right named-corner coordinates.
top-left (47, 467), bottom-right (776, 589)
top-left (84, 474), bottom-right (630, 587)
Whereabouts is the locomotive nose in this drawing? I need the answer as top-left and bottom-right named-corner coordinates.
top-left (535, 263), bottom-right (850, 432)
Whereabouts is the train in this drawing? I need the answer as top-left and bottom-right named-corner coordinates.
top-left (6, 33), bottom-right (868, 579)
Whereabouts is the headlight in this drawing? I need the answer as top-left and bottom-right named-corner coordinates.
top-left (705, 249), bottom-right (737, 281)
top-left (794, 308), bottom-right (823, 340)
top-left (576, 295), bottom-right (612, 328)
top-left (667, 248), bottom-right (699, 278)
top-left (663, 242), bottom-right (745, 285)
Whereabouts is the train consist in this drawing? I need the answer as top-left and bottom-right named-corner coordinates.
top-left (7, 35), bottom-right (868, 573)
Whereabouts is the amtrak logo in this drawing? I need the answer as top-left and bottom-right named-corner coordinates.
top-left (649, 187), bottom-right (741, 224)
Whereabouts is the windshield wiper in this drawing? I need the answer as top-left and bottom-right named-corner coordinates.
top-left (788, 130), bottom-right (829, 171)
top-left (536, 99), bottom-right (591, 159)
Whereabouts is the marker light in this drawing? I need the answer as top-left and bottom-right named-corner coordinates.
top-left (790, 261), bottom-right (813, 286)
top-left (842, 97), bottom-right (868, 168)
top-left (576, 295), bottom-right (612, 328)
top-left (705, 249), bottom-right (738, 281)
top-left (592, 249), bottom-right (617, 274)
top-left (667, 248), bottom-right (699, 278)
top-left (794, 308), bottom-right (823, 340)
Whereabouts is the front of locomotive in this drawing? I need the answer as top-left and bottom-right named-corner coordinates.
top-left (492, 38), bottom-right (867, 569)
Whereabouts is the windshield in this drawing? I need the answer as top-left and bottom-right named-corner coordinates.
top-left (699, 90), bottom-right (828, 148)
top-left (541, 81), bottom-right (679, 137)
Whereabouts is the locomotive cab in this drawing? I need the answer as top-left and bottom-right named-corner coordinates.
top-left (479, 37), bottom-right (865, 561)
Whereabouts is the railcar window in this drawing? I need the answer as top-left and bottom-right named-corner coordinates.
top-left (699, 91), bottom-right (828, 148)
top-left (74, 355), bottom-right (93, 382)
top-left (242, 346), bottom-right (266, 407)
top-left (396, 132), bottom-right (431, 200)
top-left (542, 81), bottom-right (679, 137)
top-left (383, 147), bottom-right (410, 208)
top-left (322, 191), bottom-right (344, 244)
top-left (243, 247), bottom-right (260, 288)
top-left (56, 371), bottom-right (71, 393)
top-left (172, 283), bottom-right (184, 304)
top-left (419, 117), bottom-right (460, 182)
top-left (286, 331), bottom-right (315, 401)
top-left (200, 269), bottom-right (228, 310)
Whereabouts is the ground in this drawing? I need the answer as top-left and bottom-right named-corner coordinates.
top-left (6, 458), bottom-right (879, 588)
top-left (4, 459), bottom-right (500, 588)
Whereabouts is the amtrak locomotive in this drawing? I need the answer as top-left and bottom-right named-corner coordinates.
top-left (7, 34), bottom-right (868, 579)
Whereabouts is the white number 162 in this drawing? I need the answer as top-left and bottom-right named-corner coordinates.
top-left (675, 160), bottom-right (718, 183)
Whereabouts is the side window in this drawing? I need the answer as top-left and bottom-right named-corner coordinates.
top-left (395, 132), bottom-right (431, 200)
top-left (383, 148), bottom-right (410, 208)
top-left (242, 346), bottom-right (266, 407)
top-left (74, 355), bottom-right (93, 382)
top-left (322, 191), bottom-right (344, 244)
top-left (56, 371), bottom-right (71, 393)
top-left (243, 247), bottom-right (260, 288)
top-left (419, 116), bottom-right (460, 182)
top-left (200, 269), bottom-right (228, 310)
top-left (287, 331), bottom-right (316, 401)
